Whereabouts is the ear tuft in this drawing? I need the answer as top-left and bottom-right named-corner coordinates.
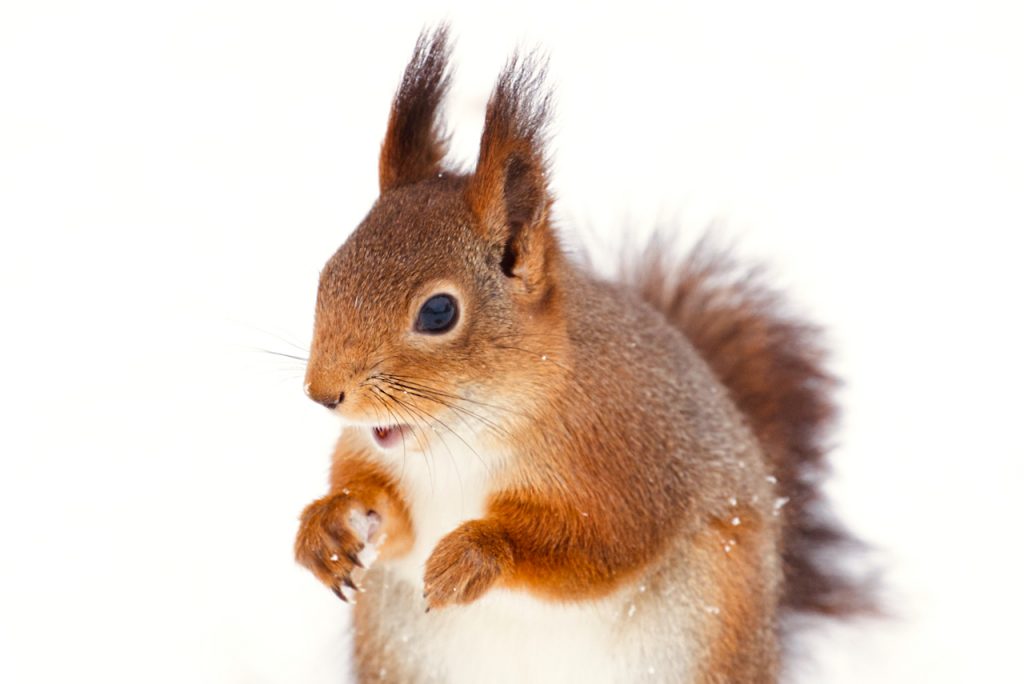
top-left (379, 26), bottom-right (453, 192)
top-left (468, 52), bottom-right (554, 287)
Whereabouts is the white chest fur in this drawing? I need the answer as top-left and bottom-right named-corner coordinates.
top-left (379, 429), bottom-right (493, 588)
top-left (359, 431), bottom-right (694, 683)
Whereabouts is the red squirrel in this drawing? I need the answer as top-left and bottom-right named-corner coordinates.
top-left (295, 26), bottom-right (869, 683)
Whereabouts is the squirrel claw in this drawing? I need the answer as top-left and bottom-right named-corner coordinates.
top-left (295, 492), bottom-right (373, 601)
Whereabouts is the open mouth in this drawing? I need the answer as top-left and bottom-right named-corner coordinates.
top-left (371, 424), bottom-right (410, 449)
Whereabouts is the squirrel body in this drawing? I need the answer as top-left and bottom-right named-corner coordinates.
top-left (295, 27), bottom-right (866, 683)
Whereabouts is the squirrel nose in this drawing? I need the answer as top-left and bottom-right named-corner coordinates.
top-left (304, 382), bottom-right (345, 410)
top-left (316, 391), bottom-right (345, 410)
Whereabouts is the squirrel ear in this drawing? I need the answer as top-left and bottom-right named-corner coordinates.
top-left (467, 54), bottom-right (554, 294)
top-left (378, 26), bottom-right (452, 192)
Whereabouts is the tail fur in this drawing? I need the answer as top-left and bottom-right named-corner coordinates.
top-left (625, 235), bottom-right (874, 621)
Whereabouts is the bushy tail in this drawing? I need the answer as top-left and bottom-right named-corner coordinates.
top-left (625, 235), bottom-right (874, 620)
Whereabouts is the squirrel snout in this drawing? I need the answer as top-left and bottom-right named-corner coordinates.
top-left (304, 381), bottom-right (346, 410)
top-left (304, 357), bottom-right (352, 410)
top-left (314, 391), bottom-right (345, 410)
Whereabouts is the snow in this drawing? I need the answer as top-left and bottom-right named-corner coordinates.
top-left (773, 497), bottom-right (791, 516)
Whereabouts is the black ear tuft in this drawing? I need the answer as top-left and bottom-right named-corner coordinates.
top-left (379, 26), bottom-right (453, 192)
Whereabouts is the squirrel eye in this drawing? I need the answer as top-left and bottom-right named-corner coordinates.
top-left (415, 294), bottom-right (458, 334)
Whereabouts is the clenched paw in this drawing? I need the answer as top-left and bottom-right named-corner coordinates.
top-left (423, 520), bottom-right (513, 611)
top-left (295, 492), bottom-right (382, 602)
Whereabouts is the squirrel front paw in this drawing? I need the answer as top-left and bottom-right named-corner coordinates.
top-left (295, 493), bottom-right (382, 602)
top-left (423, 520), bottom-right (513, 611)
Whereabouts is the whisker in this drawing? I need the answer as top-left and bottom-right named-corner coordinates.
top-left (254, 348), bottom-right (310, 363)
top-left (382, 379), bottom-right (491, 441)
top-left (375, 384), bottom-right (493, 481)
top-left (241, 324), bottom-right (310, 354)
top-left (377, 372), bottom-right (526, 421)
top-left (371, 385), bottom-right (432, 493)
top-left (380, 386), bottom-right (467, 508)
top-left (378, 376), bottom-right (510, 437)
top-left (365, 388), bottom-right (409, 488)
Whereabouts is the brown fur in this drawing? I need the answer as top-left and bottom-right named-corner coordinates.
top-left (295, 25), bottom-right (869, 682)
top-left (694, 508), bottom-right (778, 683)
top-left (378, 27), bottom-right (452, 192)
top-left (625, 238), bottom-right (873, 619)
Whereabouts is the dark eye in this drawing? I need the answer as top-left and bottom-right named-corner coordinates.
top-left (415, 294), bottom-right (458, 334)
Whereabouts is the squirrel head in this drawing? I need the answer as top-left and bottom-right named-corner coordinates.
top-left (305, 27), bottom-right (567, 443)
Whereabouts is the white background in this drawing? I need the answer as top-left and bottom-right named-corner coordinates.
top-left (2, 1), bottom-right (1022, 682)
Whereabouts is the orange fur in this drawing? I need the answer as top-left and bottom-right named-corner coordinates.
top-left (294, 25), bottom-right (871, 683)
top-left (294, 443), bottom-right (413, 598)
